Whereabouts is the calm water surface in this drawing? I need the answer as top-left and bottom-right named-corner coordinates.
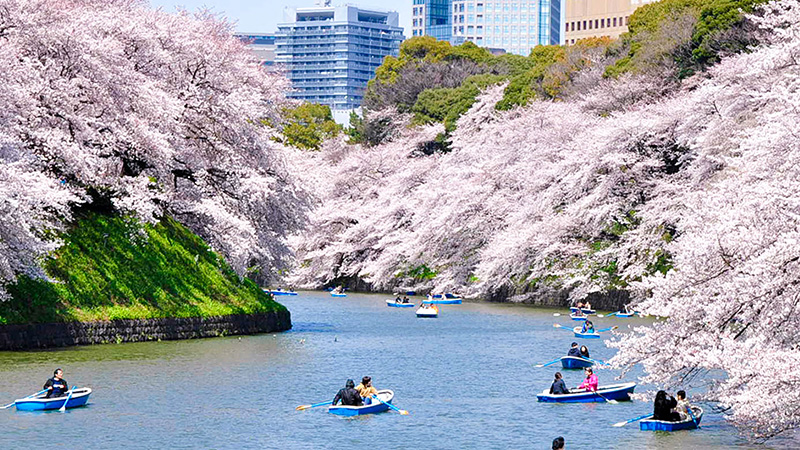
top-left (0, 292), bottom-right (792, 449)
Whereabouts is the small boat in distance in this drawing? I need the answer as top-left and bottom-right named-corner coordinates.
top-left (386, 299), bottom-right (414, 308)
top-left (570, 313), bottom-right (588, 321)
top-left (12, 388), bottom-right (92, 411)
top-left (570, 307), bottom-right (596, 315)
top-left (536, 382), bottom-right (636, 403)
top-left (330, 287), bottom-right (347, 297)
top-left (640, 407), bottom-right (703, 431)
top-left (264, 288), bottom-right (298, 296)
top-left (426, 293), bottom-right (463, 305)
top-left (329, 390), bottom-right (394, 416)
top-left (573, 326), bottom-right (601, 339)
top-left (560, 356), bottom-right (594, 369)
top-left (416, 304), bottom-right (439, 318)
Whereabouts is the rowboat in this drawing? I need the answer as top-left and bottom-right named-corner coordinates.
top-left (426, 294), bottom-right (462, 305)
top-left (264, 289), bottom-right (298, 296)
top-left (561, 356), bottom-right (594, 369)
top-left (386, 299), bottom-right (414, 308)
top-left (330, 292), bottom-right (347, 297)
top-left (329, 390), bottom-right (394, 416)
top-left (570, 307), bottom-right (596, 315)
top-left (536, 382), bottom-right (635, 403)
top-left (570, 313), bottom-right (588, 321)
top-left (573, 326), bottom-right (601, 339)
top-left (13, 388), bottom-right (92, 411)
top-left (640, 407), bottom-right (703, 431)
top-left (416, 304), bottom-right (439, 318)
top-left (615, 311), bottom-right (635, 318)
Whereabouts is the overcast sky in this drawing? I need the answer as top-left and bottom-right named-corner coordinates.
top-left (149, 0), bottom-right (414, 36)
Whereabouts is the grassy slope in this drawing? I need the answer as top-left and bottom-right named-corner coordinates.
top-left (0, 213), bottom-right (284, 325)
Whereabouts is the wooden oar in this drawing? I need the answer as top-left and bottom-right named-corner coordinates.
top-left (535, 357), bottom-right (562, 368)
top-left (59, 386), bottom-right (77, 412)
top-left (596, 326), bottom-right (619, 333)
top-left (371, 395), bottom-right (408, 415)
top-left (0, 389), bottom-right (48, 410)
top-left (295, 400), bottom-right (332, 411)
top-left (613, 413), bottom-right (652, 427)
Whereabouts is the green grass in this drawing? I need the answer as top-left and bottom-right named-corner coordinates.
top-left (0, 213), bottom-right (284, 325)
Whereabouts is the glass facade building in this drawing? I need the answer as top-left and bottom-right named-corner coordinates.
top-left (412, 0), bottom-right (452, 41)
top-left (275, 5), bottom-right (403, 115)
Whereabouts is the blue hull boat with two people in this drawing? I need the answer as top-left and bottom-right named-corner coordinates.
top-left (640, 407), bottom-right (703, 431)
top-left (426, 293), bottom-right (462, 305)
top-left (329, 390), bottom-right (394, 416)
top-left (561, 356), bottom-right (594, 369)
top-left (570, 306), bottom-right (596, 315)
top-left (264, 289), bottom-right (297, 296)
top-left (11, 388), bottom-right (92, 411)
top-left (386, 299), bottom-right (414, 308)
top-left (537, 382), bottom-right (636, 403)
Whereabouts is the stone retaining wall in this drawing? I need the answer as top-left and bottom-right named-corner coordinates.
top-left (0, 310), bottom-right (291, 351)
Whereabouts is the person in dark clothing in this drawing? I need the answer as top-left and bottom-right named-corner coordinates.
top-left (580, 346), bottom-right (590, 358)
top-left (332, 379), bottom-right (363, 407)
top-left (43, 368), bottom-right (69, 398)
top-left (567, 342), bottom-right (581, 357)
top-left (549, 372), bottom-right (570, 395)
top-left (552, 436), bottom-right (565, 449)
top-left (653, 390), bottom-right (682, 421)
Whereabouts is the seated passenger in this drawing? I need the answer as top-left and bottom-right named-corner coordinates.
top-left (356, 376), bottom-right (379, 404)
top-left (402, 296), bottom-right (410, 303)
top-left (580, 346), bottom-right (590, 358)
top-left (653, 390), bottom-right (682, 421)
top-left (581, 320), bottom-right (595, 334)
top-left (673, 390), bottom-right (692, 421)
top-left (584, 301), bottom-right (592, 310)
top-left (332, 379), bottom-right (363, 407)
top-left (549, 372), bottom-right (570, 395)
top-left (567, 342), bottom-right (582, 357)
top-left (578, 368), bottom-right (598, 392)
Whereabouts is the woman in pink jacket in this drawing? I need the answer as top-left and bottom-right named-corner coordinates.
top-left (578, 367), bottom-right (598, 391)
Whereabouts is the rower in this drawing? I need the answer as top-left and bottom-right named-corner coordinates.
top-left (332, 379), bottom-right (363, 406)
top-left (356, 376), bottom-right (379, 404)
top-left (549, 372), bottom-right (570, 395)
top-left (654, 390), bottom-right (682, 421)
top-left (578, 367), bottom-right (598, 392)
top-left (581, 320), bottom-right (595, 333)
top-left (43, 368), bottom-right (69, 398)
top-left (567, 342), bottom-right (581, 357)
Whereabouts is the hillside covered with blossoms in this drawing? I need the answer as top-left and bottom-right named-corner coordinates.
top-left (289, 0), bottom-right (800, 439)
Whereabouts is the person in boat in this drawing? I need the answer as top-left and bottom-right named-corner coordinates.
top-left (43, 368), bottom-right (69, 398)
top-left (552, 437), bottom-right (565, 450)
top-left (567, 342), bottom-right (582, 357)
top-left (653, 390), bottom-right (682, 421)
top-left (549, 372), bottom-right (570, 395)
top-left (578, 367), bottom-right (598, 392)
top-left (572, 309), bottom-right (585, 318)
top-left (580, 345), bottom-right (590, 358)
top-left (584, 301), bottom-right (592, 310)
top-left (575, 301), bottom-right (584, 309)
top-left (332, 379), bottom-right (363, 407)
top-left (395, 295), bottom-right (402, 303)
top-left (673, 390), bottom-right (692, 421)
top-left (356, 376), bottom-right (379, 404)
top-left (581, 320), bottom-right (595, 334)
top-left (402, 296), bottom-right (410, 303)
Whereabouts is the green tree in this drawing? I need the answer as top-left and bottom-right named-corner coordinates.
top-left (275, 103), bottom-right (341, 150)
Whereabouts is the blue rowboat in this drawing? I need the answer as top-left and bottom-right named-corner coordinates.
top-left (570, 313), bottom-right (588, 321)
top-left (640, 407), bottom-right (703, 431)
top-left (426, 294), bottom-right (462, 305)
top-left (386, 300), bottom-right (414, 308)
top-left (13, 388), bottom-right (92, 411)
top-left (616, 311), bottom-right (635, 318)
top-left (570, 307), bottom-right (596, 315)
top-left (331, 292), bottom-right (347, 297)
top-left (561, 356), bottom-right (594, 369)
top-left (265, 289), bottom-right (298, 296)
top-left (573, 326), bottom-right (601, 339)
top-left (537, 382), bottom-right (635, 403)
top-left (329, 390), bottom-right (394, 416)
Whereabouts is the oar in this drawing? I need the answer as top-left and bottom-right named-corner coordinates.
top-left (535, 357), bottom-right (562, 368)
top-left (613, 413), bottom-right (652, 427)
top-left (59, 386), bottom-right (77, 412)
top-left (596, 326), bottom-right (619, 333)
top-left (595, 390), bottom-right (619, 405)
top-left (553, 324), bottom-right (572, 331)
top-left (585, 357), bottom-right (609, 367)
top-left (687, 406), bottom-right (701, 429)
top-left (598, 312), bottom-right (618, 318)
top-left (371, 395), bottom-right (408, 415)
top-left (295, 400), bottom-right (333, 411)
top-left (0, 389), bottom-right (48, 410)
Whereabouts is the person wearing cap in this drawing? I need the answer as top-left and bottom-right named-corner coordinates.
top-left (567, 342), bottom-right (581, 357)
top-left (549, 372), bottom-right (570, 395)
top-left (43, 368), bottom-right (69, 398)
top-left (332, 379), bottom-right (363, 406)
top-left (356, 376), bottom-right (379, 404)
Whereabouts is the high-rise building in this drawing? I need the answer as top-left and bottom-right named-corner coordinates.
top-left (412, 0), bottom-right (452, 41)
top-left (234, 33), bottom-right (277, 66)
top-left (275, 4), bottom-right (404, 121)
top-left (564, 0), bottom-right (658, 45)
top-left (450, 1), bottom-right (565, 55)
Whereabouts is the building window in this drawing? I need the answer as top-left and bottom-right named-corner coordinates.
top-left (601, 18), bottom-right (605, 28)
top-left (594, 19), bottom-right (599, 29)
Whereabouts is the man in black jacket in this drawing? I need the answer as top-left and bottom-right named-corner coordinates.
top-left (43, 368), bottom-right (69, 398)
top-left (567, 342), bottom-right (581, 357)
top-left (332, 379), bottom-right (363, 406)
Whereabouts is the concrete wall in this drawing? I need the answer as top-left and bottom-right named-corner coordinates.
top-left (0, 310), bottom-right (291, 351)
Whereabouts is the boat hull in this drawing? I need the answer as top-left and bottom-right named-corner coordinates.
top-left (537, 382), bottom-right (635, 403)
top-left (329, 390), bottom-right (394, 416)
top-left (427, 299), bottom-right (462, 305)
top-left (386, 300), bottom-right (414, 308)
top-left (570, 307), bottom-right (596, 315)
top-left (573, 327), bottom-right (601, 339)
top-left (561, 356), bottom-right (593, 369)
top-left (330, 293), bottom-right (347, 297)
top-left (640, 407), bottom-right (703, 431)
top-left (416, 305), bottom-right (438, 317)
top-left (266, 290), bottom-right (297, 296)
top-left (570, 314), bottom-right (588, 321)
top-left (616, 312), bottom-right (635, 318)
top-left (15, 388), bottom-right (92, 411)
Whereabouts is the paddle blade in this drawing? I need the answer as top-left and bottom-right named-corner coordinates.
top-left (399, 409), bottom-right (409, 415)
top-left (296, 404), bottom-right (311, 411)
top-left (597, 314), bottom-right (604, 318)
top-left (612, 421), bottom-right (628, 427)
top-left (553, 313), bottom-right (561, 317)
top-left (607, 399), bottom-right (619, 405)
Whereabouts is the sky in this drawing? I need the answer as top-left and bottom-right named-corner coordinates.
top-left (149, 0), bottom-right (415, 36)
